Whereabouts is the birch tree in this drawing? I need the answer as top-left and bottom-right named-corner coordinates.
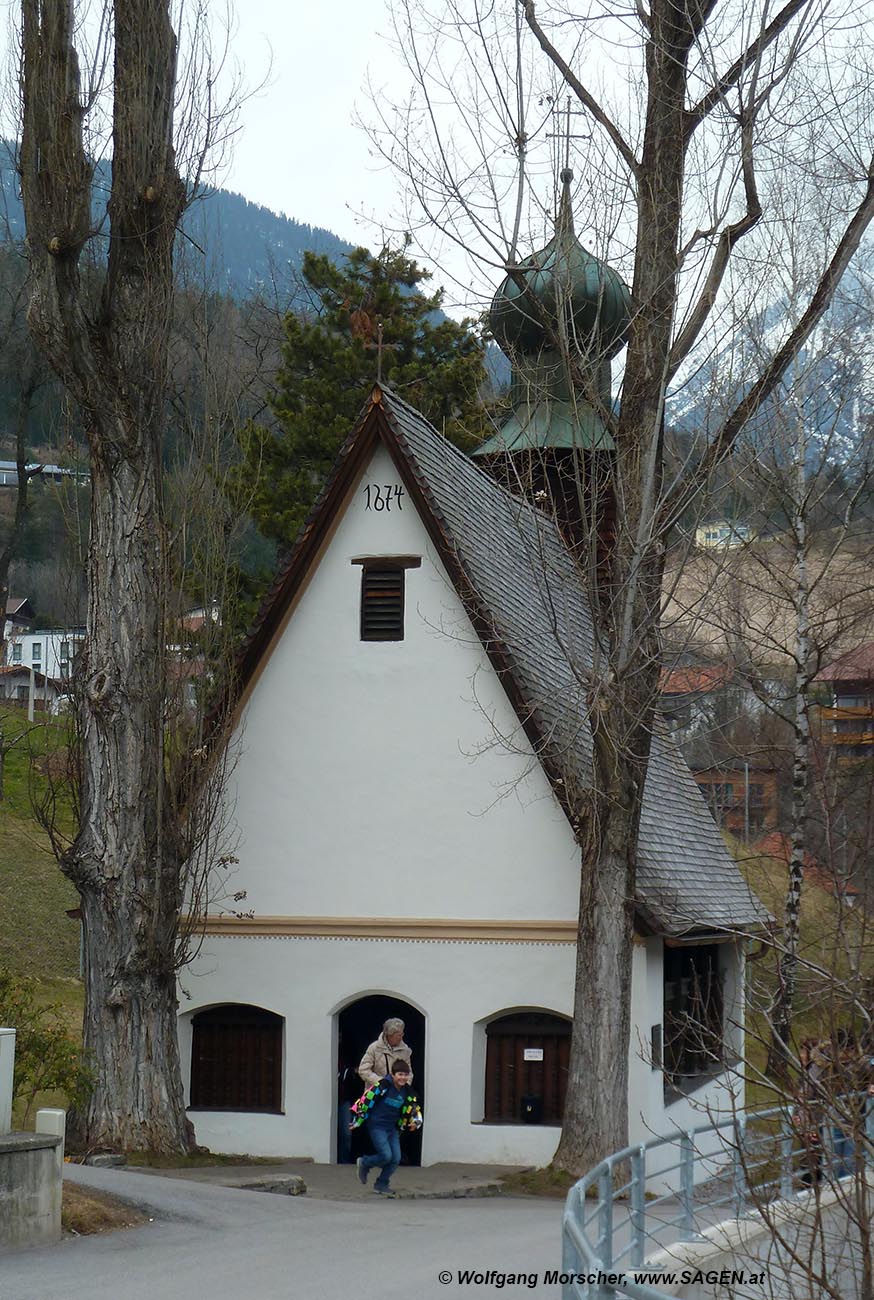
top-left (373, 0), bottom-right (874, 1173)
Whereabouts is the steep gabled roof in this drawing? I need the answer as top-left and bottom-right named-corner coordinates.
top-left (0, 666), bottom-right (57, 687)
top-left (5, 597), bottom-right (35, 622)
top-left (237, 385), bottom-right (765, 936)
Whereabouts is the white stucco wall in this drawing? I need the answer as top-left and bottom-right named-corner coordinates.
top-left (629, 939), bottom-right (746, 1190)
top-left (221, 443), bottom-right (580, 922)
top-left (181, 933), bottom-right (738, 1170)
top-left (181, 934), bottom-right (572, 1164)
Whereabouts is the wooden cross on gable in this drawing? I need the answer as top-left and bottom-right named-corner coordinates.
top-left (348, 312), bottom-right (395, 383)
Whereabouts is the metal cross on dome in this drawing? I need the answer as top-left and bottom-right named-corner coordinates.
top-left (545, 95), bottom-right (591, 174)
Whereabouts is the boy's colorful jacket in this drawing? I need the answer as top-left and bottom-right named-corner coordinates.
top-left (350, 1079), bottom-right (423, 1131)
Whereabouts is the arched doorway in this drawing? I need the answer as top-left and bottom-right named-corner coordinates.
top-left (336, 994), bottom-right (425, 1166)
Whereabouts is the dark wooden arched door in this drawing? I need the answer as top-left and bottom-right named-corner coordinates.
top-left (485, 1011), bottom-right (570, 1123)
top-left (190, 1004), bottom-right (283, 1112)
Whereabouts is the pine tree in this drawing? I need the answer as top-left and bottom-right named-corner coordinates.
top-left (237, 244), bottom-right (490, 549)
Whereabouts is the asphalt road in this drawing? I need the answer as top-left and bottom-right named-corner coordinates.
top-left (0, 1166), bottom-right (564, 1300)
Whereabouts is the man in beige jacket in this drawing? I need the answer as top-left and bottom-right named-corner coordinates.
top-left (358, 1018), bottom-right (413, 1088)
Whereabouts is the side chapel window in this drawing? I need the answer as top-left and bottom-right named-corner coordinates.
top-left (663, 944), bottom-right (725, 1087)
top-left (190, 1004), bottom-right (283, 1112)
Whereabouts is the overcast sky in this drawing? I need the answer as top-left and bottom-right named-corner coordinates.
top-left (0, 0), bottom-right (403, 244)
top-left (225, 0), bottom-right (404, 247)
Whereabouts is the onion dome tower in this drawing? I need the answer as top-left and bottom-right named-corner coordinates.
top-left (476, 168), bottom-right (631, 580)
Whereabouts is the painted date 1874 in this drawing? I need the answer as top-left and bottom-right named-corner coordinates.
top-left (364, 483), bottom-right (404, 512)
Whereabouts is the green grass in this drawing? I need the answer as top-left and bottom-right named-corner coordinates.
top-left (0, 704), bottom-right (80, 980)
top-left (499, 1166), bottom-right (577, 1197)
top-left (123, 1151), bottom-right (287, 1168)
top-left (731, 833), bottom-right (874, 1111)
top-left (0, 813), bottom-right (80, 980)
top-left (0, 704), bottom-right (83, 1126)
top-left (0, 703), bottom-right (76, 825)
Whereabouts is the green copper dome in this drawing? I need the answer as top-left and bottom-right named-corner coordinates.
top-left (489, 170), bottom-right (631, 361)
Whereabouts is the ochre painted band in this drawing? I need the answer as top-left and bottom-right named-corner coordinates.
top-left (194, 914), bottom-right (582, 943)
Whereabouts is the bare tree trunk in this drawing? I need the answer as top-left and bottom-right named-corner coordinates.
top-left (554, 714), bottom-right (642, 1171)
top-left (19, 0), bottom-right (193, 1152)
top-left (68, 444), bottom-right (191, 1151)
top-left (551, 0), bottom-right (689, 1173)
top-left (768, 418), bottom-right (811, 1077)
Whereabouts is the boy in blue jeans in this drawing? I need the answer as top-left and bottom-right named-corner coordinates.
top-left (350, 1060), bottom-right (422, 1197)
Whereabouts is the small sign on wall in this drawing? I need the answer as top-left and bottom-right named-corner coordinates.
top-left (523, 1047), bottom-right (544, 1062)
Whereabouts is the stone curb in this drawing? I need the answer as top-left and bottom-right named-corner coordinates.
top-left (239, 1176), bottom-right (307, 1196)
top-left (387, 1181), bottom-right (506, 1200)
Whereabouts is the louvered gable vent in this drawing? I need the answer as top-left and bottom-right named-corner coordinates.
top-left (362, 565), bottom-right (404, 640)
top-left (356, 556), bottom-right (421, 641)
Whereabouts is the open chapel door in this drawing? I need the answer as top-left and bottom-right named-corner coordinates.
top-left (336, 994), bottom-right (425, 1166)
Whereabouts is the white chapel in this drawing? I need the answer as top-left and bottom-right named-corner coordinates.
top-left (177, 176), bottom-right (764, 1171)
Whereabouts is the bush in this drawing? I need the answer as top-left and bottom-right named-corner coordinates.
top-left (0, 970), bottom-right (91, 1124)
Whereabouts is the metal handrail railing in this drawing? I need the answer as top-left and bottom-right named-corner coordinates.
top-left (561, 1095), bottom-right (874, 1300)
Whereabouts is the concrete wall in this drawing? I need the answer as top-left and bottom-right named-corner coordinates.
top-left (0, 1030), bottom-right (13, 1133)
top-left (640, 1180), bottom-right (861, 1300)
top-left (0, 1133), bottom-right (62, 1251)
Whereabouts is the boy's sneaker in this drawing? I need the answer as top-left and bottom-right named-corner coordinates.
top-left (373, 1186), bottom-right (396, 1198)
top-left (357, 1157), bottom-right (369, 1186)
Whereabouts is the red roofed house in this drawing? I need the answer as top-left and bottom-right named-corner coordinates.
top-left (2, 598), bottom-right (35, 641)
top-left (659, 665), bottom-right (734, 739)
top-left (0, 666), bottom-right (63, 712)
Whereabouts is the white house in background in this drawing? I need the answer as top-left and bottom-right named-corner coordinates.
top-left (178, 386), bottom-right (765, 1176)
top-left (4, 628), bottom-right (84, 680)
top-left (0, 460), bottom-right (89, 488)
top-left (694, 520), bottom-right (754, 549)
top-left (0, 666), bottom-right (64, 712)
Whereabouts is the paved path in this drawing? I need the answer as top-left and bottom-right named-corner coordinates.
top-left (126, 1157), bottom-right (520, 1200)
top-left (0, 1165), bottom-right (564, 1300)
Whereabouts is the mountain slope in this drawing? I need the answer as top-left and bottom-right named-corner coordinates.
top-left (0, 144), bottom-right (354, 304)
